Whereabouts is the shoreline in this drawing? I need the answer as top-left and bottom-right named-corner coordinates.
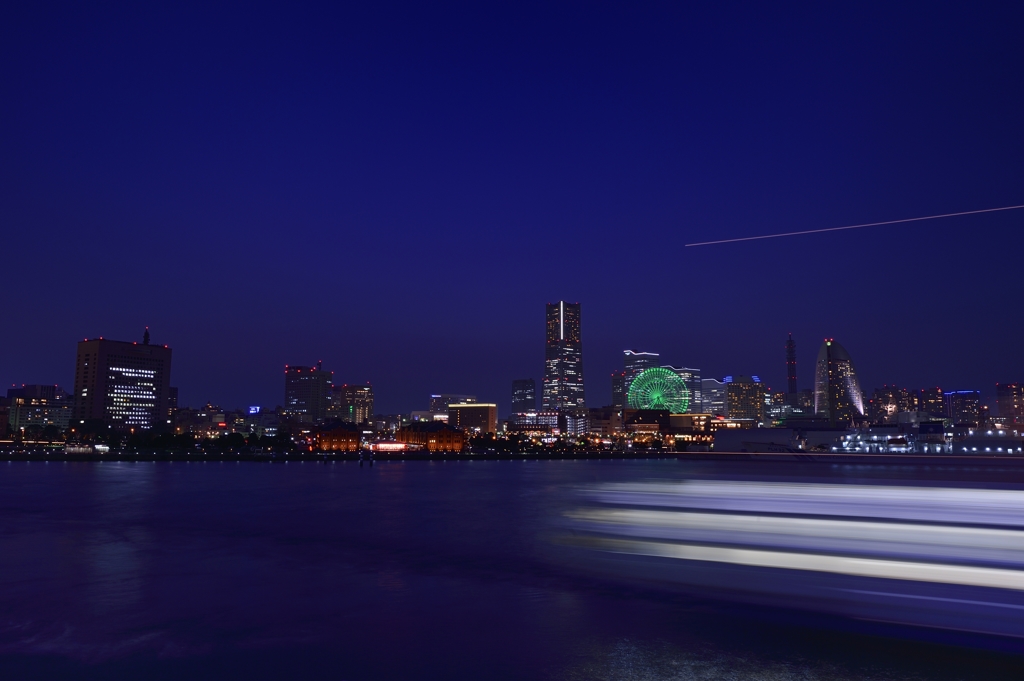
top-left (3, 450), bottom-right (1024, 465)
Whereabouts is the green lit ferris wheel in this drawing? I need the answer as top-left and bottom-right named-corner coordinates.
top-left (627, 367), bottom-right (690, 413)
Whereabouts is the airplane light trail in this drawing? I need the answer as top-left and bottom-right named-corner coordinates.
top-left (685, 204), bottom-right (1024, 247)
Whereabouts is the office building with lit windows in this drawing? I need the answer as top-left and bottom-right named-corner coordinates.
top-left (7, 385), bottom-right (72, 431)
top-left (813, 339), bottom-right (865, 426)
top-left (284, 362), bottom-right (333, 423)
top-left (611, 371), bottom-right (626, 409)
top-left (918, 387), bottom-right (945, 417)
top-left (662, 366), bottom-right (701, 413)
top-left (507, 410), bottom-right (560, 433)
top-left (511, 379), bottom-right (536, 413)
top-left (542, 301), bottom-right (585, 410)
top-left (429, 394), bottom-right (476, 413)
top-left (869, 385), bottom-right (915, 423)
top-left (448, 402), bottom-right (498, 434)
top-left (701, 378), bottom-right (728, 416)
top-left (329, 383), bottom-right (374, 424)
top-left (997, 383), bottom-right (1024, 422)
top-left (73, 336), bottom-right (173, 430)
top-left (623, 350), bottom-right (659, 395)
top-left (945, 390), bottom-right (981, 426)
top-left (725, 375), bottom-right (765, 422)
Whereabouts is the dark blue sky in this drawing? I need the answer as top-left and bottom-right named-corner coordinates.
top-left (3, 2), bottom-right (1023, 415)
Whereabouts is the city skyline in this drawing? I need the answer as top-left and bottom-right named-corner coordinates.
top-left (6, 5), bottom-right (1024, 676)
top-left (1, 319), bottom-right (1017, 418)
top-left (3, 5), bottom-right (1024, 415)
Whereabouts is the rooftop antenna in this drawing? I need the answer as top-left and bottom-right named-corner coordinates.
top-left (143, 327), bottom-right (150, 345)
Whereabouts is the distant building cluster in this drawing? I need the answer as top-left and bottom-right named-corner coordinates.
top-left (2, 303), bottom-right (1022, 457)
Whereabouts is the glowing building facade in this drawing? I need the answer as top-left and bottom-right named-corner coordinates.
top-left (813, 339), bottom-right (864, 425)
top-left (7, 385), bottom-right (72, 431)
top-left (662, 366), bottom-right (701, 413)
top-left (869, 385), bottom-right (915, 423)
top-left (542, 301), bottom-right (585, 410)
top-left (701, 378), bottom-right (728, 416)
top-left (73, 336), bottom-right (173, 430)
top-left (725, 375), bottom-right (765, 422)
top-left (945, 390), bottom-right (981, 426)
top-left (396, 422), bottom-right (465, 452)
top-left (448, 402), bottom-right (498, 434)
top-left (623, 350), bottom-right (659, 395)
top-left (284, 362), bottom-right (333, 423)
top-left (918, 387), bottom-right (945, 417)
top-left (329, 383), bottom-right (374, 424)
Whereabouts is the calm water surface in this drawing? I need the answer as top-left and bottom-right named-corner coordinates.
top-left (1, 459), bottom-right (1022, 680)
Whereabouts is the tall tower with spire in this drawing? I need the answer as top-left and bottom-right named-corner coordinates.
top-left (541, 301), bottom-right (585, 411)
top-left (785, 333), bottom-right (797, 396)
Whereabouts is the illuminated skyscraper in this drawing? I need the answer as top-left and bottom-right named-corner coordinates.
top-left (918, 387), bottom-right (945, 417)
top-left (997, 383), bottom-right (1024, 421)
top-left (73, 333), bottom-right (173, 430)
top-left (701, 378), bottom-right (727, 416)
top-left (945, 390), bottom-right (981, 426)
top-left (284, 362), bottom-right (333, 423)
top-left (869, 385), bottom-right (914, 422)
top-left (329, 383), bottom-right (374, 424)
top-left (511, 379), bottom-right (536, 412)
top-left (611, 371), bottom-right (626, 408)
top-left (623, 350), bottom-right (659, 395)
top-left (661, 366), bottom-right (702, 413)
top-left (542, 301), bottom-right (585, 410)
top-left (726, 375), bottom-right (765, 421)
top-left (813, 339), bottom-right (865, 426)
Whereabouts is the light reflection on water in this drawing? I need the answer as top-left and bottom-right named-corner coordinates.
top-left (0, 459), bottom-right (1021, 679)
top-left (559, 638), bottom-right (915, 681)
top-left (83, 463), bottom-right (156, 616)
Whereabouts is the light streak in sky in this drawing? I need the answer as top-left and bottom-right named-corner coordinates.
top-left (684, 204), bottom-right (1024, 247)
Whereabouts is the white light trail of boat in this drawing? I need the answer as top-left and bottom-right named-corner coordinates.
top-left (558, 479), bottom-right (1024, 639)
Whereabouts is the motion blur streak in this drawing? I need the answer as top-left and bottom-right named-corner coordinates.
top-left (567, 510), bottom-right (1024, 564)
top-left (590, 481), bottom-right (1024, 526)
top-left (683, 204), bottom-right (1024, 246)
top-left (568, 536), bottom-right (1024, 592)
top-left (560, 480), bottom-right (1024, 639)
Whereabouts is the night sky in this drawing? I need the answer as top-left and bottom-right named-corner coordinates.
top-left (3, 3), bottom-right (1023, 415)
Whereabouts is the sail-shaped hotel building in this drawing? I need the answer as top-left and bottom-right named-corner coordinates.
top-left (814, 338), bottom-right (864, 425)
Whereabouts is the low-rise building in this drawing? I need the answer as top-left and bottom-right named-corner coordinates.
top-left (448, 403), bottom-right (497, 434)
top-left (316, 421), bottom-right (361, 452)
top-left (588, 406), bottom-right (622, 436)
top-left (623, 409), bottom-right (670, 433)
top-left (7, 385), bottom-right (72, 431)
top-left (395, 422), bottom-right (465, 452)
